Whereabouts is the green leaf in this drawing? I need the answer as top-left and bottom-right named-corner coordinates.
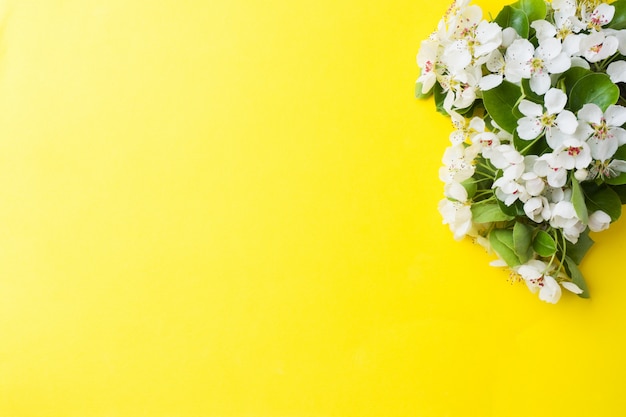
top-left (558, 67), bottom-right (593, 96)
top-left (533, 230), bottom-right (557, 257)
top-left (585, 186), bottom-right (622, 222)
top-left (415, 82), bottom-right (433, 99)
top-left (497, 197), bottom-right (526, 217)
top-left (571, 176), bottom-right (589, 225)
top-left (609, 0), bottom-right (626, 30)
top-left (610, 184), bottom-right (626, 204)
top-left (494, 6), bottom-right (530, 38)
top-left (482, 80), bottom-right (523, 134)
top-left (605, 173), bottom-right (626, 185)
top-left (471, 200), bottom-right (515, 223)
top-left (512, 0), bottom-right (547, 22)
top-left (434, 83), bottom-right (448, 116)
top-left (564, 256), bottom-right (590, 299)
top-left (566, 230), bottom-right (594, 264)
top-left (461, 178), bottom-right (477, 199)
top-left (520, 78), bottom-right (544, 104)
top-left (513, 222), bottom-right (533, 263)
top-left (489, 228), bottom-right (522, 267)
top-left (568, 73), bottom-right (620, 112)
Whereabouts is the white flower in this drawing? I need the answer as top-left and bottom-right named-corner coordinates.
top-left (472, 129), bottom-right (500, 154)
top-left (487, 144), bottom-right (524, 179)
top-left (575, 3), bottom-right (615, 31)
top-left (524, 196), bottom-right (551, 223)
top-left (505, 38), bottom-right (571, 95)
top-left (534, 153), bottom-right (568, 188)
top-left (552, 138), bottom-right (592, 170)
top-left (590, 158), bottom-right (626, 180)
top-left (550, 200), bottom-right (579, 230)
top-left (493, 176), bottom-right (527, 206)
top-left (516, 260), bottom-right (562, 303)
top-left (577, 104), bottom-right (626, 161)
top-left (550, 200), bottom-right (585, 243)
top-left (588, 210), bottom-right (611, 232)
top-left (416, 39), bottom-right (439, 94)
top-left (438, 199), bottom-right (473, 240)
top-left (579, 31), bottom-right (619, 63)
top-left (439, 143), bottom-right (477, 183)
top-left (441, 0), bottom-right (482, 39)
top-left (439, 66), bottom-right (482, 111)
top-left (516, 88), bottom-right (578, 144)
top-left (449, 114), bottom-right (485, 145)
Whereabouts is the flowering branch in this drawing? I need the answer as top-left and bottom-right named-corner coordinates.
top-left (417, 0), bottom-right (626, 303)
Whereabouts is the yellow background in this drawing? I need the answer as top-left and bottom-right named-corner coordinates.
top-left (1, 0), bottom-right (626, 416)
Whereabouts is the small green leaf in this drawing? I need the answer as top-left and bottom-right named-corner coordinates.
top-left (512, 0), bottom-right (547, 22)
top-left (471, 200), bottom-right (515, 223)
top-left (482, 80), bottom-right (523, 134)
top-left (494, 6), bottom-right (530, 38)
top-left (568, 73), bottom-right (620, 112)
top-left (497, 197), bottom-right (526, 217)
top-left (585, 186), bottom-right (622, 222)
top-left (513, 222), bottom-right (533, 263)
top-left (434, 83), bottom-right (448, 116)
top-left (564, 256), bottom-right (590, 299)
top-left (558, 67), bottom-right (593, 96)
top-left (533, 230), bottom-right (557, 257)
top-left (605, 173), bottom-right (626, 185)
top-left (571, 176), bottom-right (589, 225)
top-left (489, 228), bottom-right (522, 267)
top-left (566, 230), bottom-right (594, 264)
top-left (415, 82), bottom-right (433, 99)
top-left (609, 0), bottom-right (626, 30)
top-left (461, 178), bottom-right (477, 199)
top-left (520, 78), bottom-right (544, 104)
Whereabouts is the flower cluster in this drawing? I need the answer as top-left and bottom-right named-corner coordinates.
top-left (417, 0), bottom-right (626, 303)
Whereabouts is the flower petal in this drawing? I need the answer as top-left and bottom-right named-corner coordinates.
top-left (545, 88), bottom-right (568, 114)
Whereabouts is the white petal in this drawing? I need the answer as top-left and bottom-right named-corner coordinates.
top-left (589, 136), bottom-right (618, 160)
top-left (519, 100), bottom-right (543, 117)
top-left (444, 181), bottom-right (469, 202)
top-left (479, 74), bottom-right (503, 90)
top-left (545, 52), bottom-right (571, 74)
top-left (605, 105), bottom-right (626, 127)
top-left (517, 117), bottom-right (543, 140)
top-left (545, 88), bottom-right (568, 114)
top-left (506, 39), bottom-right (535, 63)
top-left (555, 110), bottom-right (578, 134)
top-left (537, 37), bottom-right (562, 61)
top-left (530, 73), bottom-right (552, 95)
top-left (594, 3), bottom-right (615, 26)
top-left (578, 103), bottom-right (603, 124)
top-left (501, 27), bottom-right (519, 48)
top-left (561, 281), bottom-right (584, 294)
top-left (531, 20), bottom-right (557, 41)
top-left (607, 61), bottom-right (626, 83)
